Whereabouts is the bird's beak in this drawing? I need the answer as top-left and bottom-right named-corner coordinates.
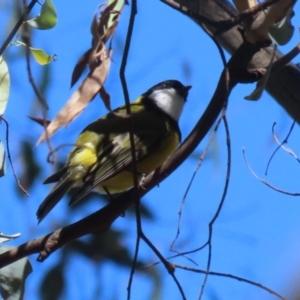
top-left (180, 85), bottom-right (192, 98)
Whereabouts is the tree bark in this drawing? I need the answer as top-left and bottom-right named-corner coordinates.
top-left (165, 0), bottom-right (300, 122)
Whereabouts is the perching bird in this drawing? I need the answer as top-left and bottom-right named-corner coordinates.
top-left (37, 80), bottom-right (191, 222)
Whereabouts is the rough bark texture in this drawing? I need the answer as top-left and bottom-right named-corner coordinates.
top-left (172, 0), bottom-right (300, 122)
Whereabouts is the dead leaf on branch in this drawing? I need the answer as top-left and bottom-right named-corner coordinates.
top-left (233, 0), bottom-right (296, 44)
top-left (70, 49), bottom-right (93, 88)
top-left (99, 85), bottom-right (111, 111)
top-left (36, 48), bottom-right (111, 145)
top-left (36, 0), bottom-right (124, 145)
top-left (28, 116), bottom-right (51, 127)
top-left (71, 1), bottom-right (123, 87)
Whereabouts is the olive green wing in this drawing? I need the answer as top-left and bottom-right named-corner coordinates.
top-left (68, 127), bottom-right (167, 206)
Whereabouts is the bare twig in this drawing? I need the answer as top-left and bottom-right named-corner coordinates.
top-left (265, 104), bottom-right (300, 173)
top-left (23, 32), bottom-right (49, 110)
top-left (170, 114), bottom-right (224, 251)
top-left (243, 148), bottom-right (300, 196)
top-left (0, 117), bottom-right (29, 196)
top-left (174, 264), bottom-right (286, 300)
top-left (273, 125), bottom-right (300, 163)
top-left (163, 0), bottom-right (300, 125)
top-left (170, 14), bottom-right (228, 252)
top-left (46, 143), bottom-right (85, 163)
top-left (198, 106), bottom-right (231, 300)
top-left (140, 232), bottom-right (186, 300)
top-left (0, 0), bottom-right (38, 56)
top-left (270, 43), bottom-right (300, 74)
top-left (21, 15), bottom-right (55, 163)
top-left (0, 40), bottom-right (270, 269)
top-left (118, 1), bottom-right (141, 298)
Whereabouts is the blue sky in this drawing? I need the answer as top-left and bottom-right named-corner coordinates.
top-left (1, 0), bottom-right (300, 299)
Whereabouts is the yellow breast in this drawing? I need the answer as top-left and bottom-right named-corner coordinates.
top-left (97, 129), bottom-right (180, 193)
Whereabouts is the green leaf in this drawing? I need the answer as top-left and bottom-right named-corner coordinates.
top-left (15, 41), bottom-right (54, 65)
top-left (0, 140), bottom-right (6, 177)
top-left (30, 47), bottom-right (54, 65)
top-left (107, 0), bottom-right (124, 29)
top-left (26, 0), bottom-right (57, 30)
top-left (0, 246), bottom-right (32, 300)
top-left (0, 56), bottom-right (10, 116)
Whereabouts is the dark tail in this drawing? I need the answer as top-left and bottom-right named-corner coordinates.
top-left (37, 178), bottom-right (74, 223)
top-left (43, 166), bottom-right (68, 184)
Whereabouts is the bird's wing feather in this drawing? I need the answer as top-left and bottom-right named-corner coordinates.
top-left (68, 130), bottom-right (165, 206)
top-left (43, 166), bottom-right (68, 184)
top-left (37, 175), bottom-right (75, 222)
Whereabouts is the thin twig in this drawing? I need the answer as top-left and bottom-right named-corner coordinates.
top-left (271, 43), bottom-right (300, 74)
top-left (198, 106), bottom-right (231, 300)
top-left (273, 128), bottom-right (300, 164)
top-left (0, 117), bottom-right (29, 196)
top-left (168, 241), bottom-right (209, 262)
top-left (46, 143), bottom-right (82, 163)
top-left (200, 23), bottom-right (227, 67)
top-left (118, 1), bottom-right (140, 298)
top-left (243, 148), bottom-right (300, 196)
top-left (21, 15), bottom-right (55, 164)
top-left (174, 264), bottom-right (286, 300)
top-left (0, 0), bottom-right (39, 56)
top-left (170, 22), bottom-right (227, 252)
top-left (0, 39), bottom-right (267, 270)
top-left (141, 232), bottom-right (186, 300)
top-left (170, 114), bottom-right (224, 251)
top-left (23, 35), bottom-right (49, 110)
top-left (265, 116), bottom-right (299, 175)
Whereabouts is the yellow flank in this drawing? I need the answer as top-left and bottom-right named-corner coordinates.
top-left (137, 124), bottom-right (179, 173)
top-left (97, 128), bottom-right (179, 193)
top-left (57, 96), bottom-right (180, 193)
top-left (38, 79), bottom-right (189, 222)
top-left (66, 132), bottom-right (99, 181)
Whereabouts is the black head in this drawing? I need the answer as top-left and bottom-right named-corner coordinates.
top-left (144, 80), bottom-right (192, 99)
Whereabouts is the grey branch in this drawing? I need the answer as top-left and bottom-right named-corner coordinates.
top-left (162, 0), bottom-right (300, 123)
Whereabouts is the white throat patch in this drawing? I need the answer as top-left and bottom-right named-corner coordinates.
top-left (149, 88), bottom-right (185, 122)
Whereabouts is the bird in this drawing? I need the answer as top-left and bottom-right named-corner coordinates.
top-left (37, 80), bottom-right (191, 222)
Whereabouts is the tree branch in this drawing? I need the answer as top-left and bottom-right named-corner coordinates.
top-left (0, 0), bottom-right (38, 56)
top-left (162, 0), bottom-right (300, 123)
top-left (0, 40), bottom-right (265, 268)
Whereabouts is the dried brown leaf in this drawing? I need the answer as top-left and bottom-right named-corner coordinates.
top-left (239, 0), bottom-right (296, 43)
top-left (36, 1), bottom-right (124, 145)
top-left (267, 0), bottom-right (295, 24)
top-left (96, 1), bottom-right (123, 45)
top-left (28, 116), bottom-right (51, 127)
top-left (233, 0), bottom-right (258, 12)
top-left (36, 48), bottom-right (111, 145)
top-left (102, 23), bottom-right (118, 44)
top-left (70, 48), bottom-right (93, 88)
top-left (90, 10), bottom-right (99, 39)
top-left (97, 1), bottom-right (118, 39)
top-left (99, 85), bottom-right (111, 111)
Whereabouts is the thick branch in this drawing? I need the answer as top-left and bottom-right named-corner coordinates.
top-left (1, 0), bottom-right (298, 269)
top-left (0, 41), bottom-right (264, 268)
top-left (163, 0), bottom-right (300, 123)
